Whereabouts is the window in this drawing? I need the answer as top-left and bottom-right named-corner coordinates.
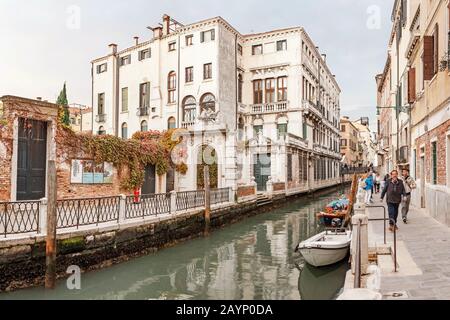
top-left (277, 76), bottom-right (288, 101)
top-left (120, 55), bottom-right (131, 66)
top-left (277, 40), bottom-right (287, 51)
top-left (168, 71), bottom-right (176, 103)
top-left (203, 63), bottom-right (212, 80)
top-left (252, 44), bottom-right (263, 55)
top-left (185, 67), bottom-right (194, 83)
top-left (168, 117), bottom-right (176, 129)
top-left (139, 49), bottom-right (151, 60)
top-left (303, 119), bottom-right (308, 139)
top-left (168, 41), bottom-right (176, 51)
top-left (141, 120), bottom-right (148, 132)
top-left (182, 96), bottom-right (196, 122)
top-left (139, 82), bottom-right (150, 108)
top-left (253, 80), bottom-right (263, 104)
top-left (185, 35), bottom-right (193, 46)
top-left (238, 74), bottom-right (243, 103)
top-left (340, 139), bottom-right (347, 147)
top-left (265, 78), bottom-right (275, 103)
top-left (121, 88), bottom-right (128, 112)
top-left (253, 125), bottom-right (263, 137)
top-left (237, 44), bottom-right (243, 55)
top-left (277, 123), bottom-right (287, 139)
top-left (96, 63), bottom-right (107, 74)
top-left (121, 123), bottom-right (128, 139)
top-left (340, 125), bottom-right (346, 132)
top-left (98, 93), bottom-right (105, 115)
top-left (200, 93), bottom-right (215, 113)
top-left (200, 29), bottom-right (215, 43)
top-left (432, 141), bottom-right (437, 185)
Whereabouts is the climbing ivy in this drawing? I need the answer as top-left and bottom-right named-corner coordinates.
top-left (57, 125), bottom-right (188, 190)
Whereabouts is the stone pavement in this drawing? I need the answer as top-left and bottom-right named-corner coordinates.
top-left (367, 196), bottom-right (450, 300)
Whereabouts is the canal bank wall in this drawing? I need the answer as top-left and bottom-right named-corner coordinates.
top-left (0, 184), bottom-right (342, 292)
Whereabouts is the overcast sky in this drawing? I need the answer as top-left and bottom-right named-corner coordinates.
top-left (0, 0), bottom-right (393, 130)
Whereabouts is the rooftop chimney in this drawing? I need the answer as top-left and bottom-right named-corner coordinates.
top-left (162, 14), bottom-right (170, 36)
top-left (108, 43), bottom-right (118, 54)
top-left (134, 36), bottom-right (139, 46)
top-left (152, 26), bottom-right (162, 39)
top-left (321, 54), bottom-right (327, 62)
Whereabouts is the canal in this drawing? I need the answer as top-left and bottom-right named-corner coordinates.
top-left (0, 187), bottom-right (349, 300)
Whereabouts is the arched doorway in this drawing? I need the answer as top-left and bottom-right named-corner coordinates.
top-left (197, 145), bottom-right (218, 189)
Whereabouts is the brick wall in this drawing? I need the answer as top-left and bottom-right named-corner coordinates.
top-left (415, 119), bottom-right (450, 185)
top-left (237, 185), bottom-right (255, 198)
top-left (273, 182), bottom-right (286, 192)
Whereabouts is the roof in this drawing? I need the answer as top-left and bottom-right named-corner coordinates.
top-left (0, 95), bottom-right (59, 110)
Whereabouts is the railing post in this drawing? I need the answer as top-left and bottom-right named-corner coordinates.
top-left (118, 194), bottom-right (126, 224)
top-left (351, 211), bottom-right (369, 276)
top-left (170, 191), bottom-right (177, 214)
top-left (229, 187), bottom-right (235, 204)
top-left (266, 176), bottom-right (273, 199)
top-left (39, 198), bottom-right (48, 235)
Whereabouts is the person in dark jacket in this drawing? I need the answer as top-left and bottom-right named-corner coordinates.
top-left (381, 170), bottom-right (406, 232)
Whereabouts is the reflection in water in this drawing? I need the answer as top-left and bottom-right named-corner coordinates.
top-left (0, 188), bottom-right (349, 300)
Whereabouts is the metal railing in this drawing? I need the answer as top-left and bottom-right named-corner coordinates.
top-left (176, 190), bottom-right (205, 211)
top-left (125, 193), bottom-right (170, 219)
top-left (0, 201), bottom-right (40, 237)
top-left (56, 196), bottom-right (120, 229)
top-left (211, 188), bottom-right (230, 206)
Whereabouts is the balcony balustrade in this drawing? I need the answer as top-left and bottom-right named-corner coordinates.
top-left (249, 101), bottom-right (288, 114)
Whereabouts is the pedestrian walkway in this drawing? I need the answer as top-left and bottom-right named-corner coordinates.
top-left (367, 197), bottom-right (450, 300)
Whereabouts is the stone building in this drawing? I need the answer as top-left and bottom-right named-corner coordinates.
top-left (68, 104), bottom-right (93, 133)
top-left (91, 14), bottom-right (342, 195)
top-left (339, 116), bottom-right (359, 166)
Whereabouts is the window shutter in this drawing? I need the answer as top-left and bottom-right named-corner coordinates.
top-left (200, 31), bottom-right (204, 43)
top-left (211, 29), bottom-right (215, 41)
top-left (423, 36), bottom-right (435, 81)
top-left (433, 25), bottom-right (439, 75)
top-left (408, 67), bottom-right (416, 104)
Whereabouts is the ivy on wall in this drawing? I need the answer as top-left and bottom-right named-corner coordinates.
top-left (57, 124), bottom-right (188, 191)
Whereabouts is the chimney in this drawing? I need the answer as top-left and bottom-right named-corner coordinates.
top-left (108, 43), bottom-right (118, 54)
top-left (152, 26), bottom-right (162, 39)
top-left (134, 36), bottom-right (139, 46)
top-left (321, 54), bottom-right (327, 63)
top-left (162, 14), bottom-right (170, 35)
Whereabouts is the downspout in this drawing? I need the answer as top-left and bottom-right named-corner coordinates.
top-left (177, 34), bottom-right (181, 128)
top-left (115, 53), bottom-right (120, 137)
top-left (91, 63), bottom-right (94, 134)
top-left (235, 34), bottom-right (238, 131)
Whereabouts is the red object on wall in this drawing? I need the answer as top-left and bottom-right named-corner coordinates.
top-left (133, 188), bottom-right (140, 203)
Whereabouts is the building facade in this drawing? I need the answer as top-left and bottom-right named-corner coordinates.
top-left (68, 104), bottom-right (93, 133)
top-left (91, 15), bottom-right (342, 194)
top-left (377, 0), bottom-right (450, 226)
top-left (340, 117), bottom-right (359, 166)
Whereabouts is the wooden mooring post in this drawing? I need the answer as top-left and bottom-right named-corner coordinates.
top-left (45, 160), bottom-right (57, 289)
top-left (204, 166), bottom-right (211, 235)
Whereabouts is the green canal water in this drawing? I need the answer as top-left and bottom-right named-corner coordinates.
top-left (0, 187), bottom-right (349, 300)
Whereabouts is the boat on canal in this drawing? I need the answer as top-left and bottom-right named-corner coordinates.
top-left (295, 229), bottom-right (352, 267)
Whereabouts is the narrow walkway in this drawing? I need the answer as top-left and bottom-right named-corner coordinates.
top-left (367, 197), bottom-right (450, 300)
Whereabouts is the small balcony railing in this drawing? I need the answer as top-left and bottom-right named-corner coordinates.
top-left (137, 107), bottom-right (149, 117)
top-left (181, 121), bottom-right (195, 129)
top-left (95, 114), bottom-right (106, 123)
top-left (250, 101), bottom-right (288, 114)
top-left (302, 100), bottom-right (321, 118)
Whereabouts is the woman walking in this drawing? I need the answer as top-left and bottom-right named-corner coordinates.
top-left (364, 173), bottom-right (374, 205)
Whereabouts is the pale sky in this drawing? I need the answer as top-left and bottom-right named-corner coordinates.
top-left (0, 0), bottom-right (394, 130)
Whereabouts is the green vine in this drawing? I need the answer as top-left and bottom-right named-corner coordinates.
top-left (57, 125), bottom-right (188, 190)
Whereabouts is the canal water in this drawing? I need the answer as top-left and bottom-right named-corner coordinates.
top-left (0, 187), bottom-right (349, 300)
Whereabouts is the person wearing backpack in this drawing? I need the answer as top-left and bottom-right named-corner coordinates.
top-left (364, 173), bottom-right (374, 205)
top-left (400, 168), bottom-right (416, 224)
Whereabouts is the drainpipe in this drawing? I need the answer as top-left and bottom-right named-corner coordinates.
top-left (114, 53), bottom-right (120, 137)
top-left (91, 62), bottom-right (94, 134)
top-left (235, 34), bottom-right (238, 131)
top-left (177, 33), bottom-right (181, 128)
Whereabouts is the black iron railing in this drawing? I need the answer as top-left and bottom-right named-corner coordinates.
top-left (125, 193), bottom-right (171, 219)
top-left (176, 190), bottom-right (205, 211)
top-left (0, 201), bottom-right (40, 237)
top-left (56, 196), bottom-right (120, 229)
top-left (211, 188), bottom-right (230, 205)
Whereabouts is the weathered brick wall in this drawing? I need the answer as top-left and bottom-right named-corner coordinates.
top-left (415, 119), bottom-right (450, 185)
top-left (237, 185), bottom-right (255, 198)
top-left (273, 182), bottom-right (286, 192)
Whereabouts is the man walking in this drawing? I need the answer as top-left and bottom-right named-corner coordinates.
top-left (401, 169), bottom-right (416, 224)
top-left (381, 170), bottom-right (406, 232)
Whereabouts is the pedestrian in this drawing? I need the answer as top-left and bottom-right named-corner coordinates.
top-left (375, 172), bottom-right (381, 193)
top-left (364, 173), bottom-right (374, 205)
top-left (381, 170), bottom-right (406, 232)
top-left (400, 169), bottom-right (416, 224)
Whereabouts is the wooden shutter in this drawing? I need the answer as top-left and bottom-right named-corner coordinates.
top-left (200, 31), bottom-right (204, 43)
top-left (211, 29), bottom-right (215, 41)
top-left (408, 68), bottom-right (416, 103)
top-left (433, 25), bottom-right (439, 75)
top-left (423, 36), bottom-right (435, 81)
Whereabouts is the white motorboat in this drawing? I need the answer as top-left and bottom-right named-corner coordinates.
top-left (295, 229), bottom-right (352, 267)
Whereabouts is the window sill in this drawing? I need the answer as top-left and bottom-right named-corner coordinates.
top-left (121, 111), bottom-right (129, 114)
top-left (167, 102), bottom-right (177, 106)
top-left (185, 82), bottom-right (194, 86)
top-left (203, 78), bottom-right (213, 83)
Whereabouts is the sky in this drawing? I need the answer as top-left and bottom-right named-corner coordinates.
top-left (0, 0), bottom-right (394, 131)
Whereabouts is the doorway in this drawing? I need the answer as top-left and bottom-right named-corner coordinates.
top-left (254, 153), bottom-right (271, 192)
top-left (142, 165), bottom-right (156, 194)
top-left (16, 118), bottom-right (48, 201)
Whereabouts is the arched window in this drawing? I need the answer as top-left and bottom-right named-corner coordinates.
top-left (168, 71), bottom-right (176, 104)
top-left (141, 120), bottom-right (148, 132)
top-left (200, 93), bottom-right (215, 113)
top-left (182, 96), bottom-right (196, 123)
top-left (121, 122), bottom-right (128, 139)
top-left (168, 117), bottom-right (176, 129)
top-left (98, 126), bottom-right (105, 135)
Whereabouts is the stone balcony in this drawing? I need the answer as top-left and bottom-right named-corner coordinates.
top-left (302, 100), bottom-right (322, 119)
top-left (249, 101), bottom-right (289, 115)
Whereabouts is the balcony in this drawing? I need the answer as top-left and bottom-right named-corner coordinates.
top-left (95, 114), bottom-right (106, 123)
top-left (302, 100), bottom-right (321, 119)
top-left (181, 121), bottom-right (195, 129)
top-left (249, 101), bottom-right (289, 115)
top-left (137, 107), bottom-right (149, 117)
top-left (238, 103), bottom-right (247, 114)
